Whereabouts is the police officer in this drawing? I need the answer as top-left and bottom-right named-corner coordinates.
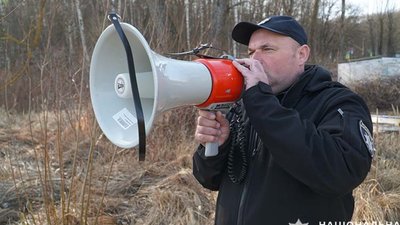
top-left (193, 15), bottom-right (375, 225)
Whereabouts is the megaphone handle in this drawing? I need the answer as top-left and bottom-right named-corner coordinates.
top-left (202, 107), bottom-right (228, 157)
top-left (205, 142), bottom-right (219, 157)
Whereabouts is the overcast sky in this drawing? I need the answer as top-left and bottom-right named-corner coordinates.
top-left (346, 0), bottom-right (400, 14)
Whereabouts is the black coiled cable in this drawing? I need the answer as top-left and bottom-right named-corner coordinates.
top-left (227, 104), bottom-right (249, 184)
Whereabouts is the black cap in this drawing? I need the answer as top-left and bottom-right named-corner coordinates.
top-left (232, 15), bottom-right (308, 46)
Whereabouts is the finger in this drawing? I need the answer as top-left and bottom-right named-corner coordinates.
top-left (198, 109), bottom-right (216, 120)
top-left (215, 111), bottom-right (229, 128)
top-left (233, 60), bottom-right (250, 69)
top-left (232, 61), bottom-right (250, 74)
top-left (215, 111), bottom-right (223, 118)
top-left (196, 125), bottom-right (221, 137)
top-left (236, 58), bottom-right (264, 72)
top-left (235, 58), bottom-right (252, 64)
top-left (215, 111), bottom-right (226, 124)
top-left (197, 115), bottom-right (220, 128)
top-left (195, 126), bottom-right (221, 143)
top-left (195, 132), bottom-right (218, 144)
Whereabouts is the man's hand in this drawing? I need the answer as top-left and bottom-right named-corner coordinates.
top-left (232, 58), bottom-right (270, 90)
top-left (195, 110), bottom-right (230, 146)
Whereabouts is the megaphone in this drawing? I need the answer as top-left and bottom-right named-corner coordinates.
top-left (90, 16), bottom-right (243, 160)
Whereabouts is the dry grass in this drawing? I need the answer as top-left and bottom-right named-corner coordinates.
top-left (0, 106), bottom-right (217, 225)
top-left (350, 76), bottom-right (400, 111)
top-left (353, 131), bottom-right (400, 222)
top-left (0, 102), bottom-right (399, 224)
top-left (350, 78), bottom-right (400, 222)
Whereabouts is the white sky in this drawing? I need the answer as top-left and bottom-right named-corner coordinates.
top-left (346, 0), bottom-right (400, 14)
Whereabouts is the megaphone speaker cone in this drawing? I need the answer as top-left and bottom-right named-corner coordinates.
top-left (90, 23), bottom-right (218, 149)
top-left (90, 23), bottom-right (158, 148)
top-left (90, 21), bottom-right (244, 152)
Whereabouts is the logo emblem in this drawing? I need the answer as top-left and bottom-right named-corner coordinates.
top-left (258, 17), bottom-right (271, 25)
top-left (359, 120), bottom-right (376, 158)
top-left (116, 77), bottom-right (125, 94)
top-left (289, 219), bottom-right (308, 225)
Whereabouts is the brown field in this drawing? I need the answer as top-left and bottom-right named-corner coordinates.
top-left (0, 107), bottom-right (217, 225)
top-left (0, 102), bottom-right (399, 224)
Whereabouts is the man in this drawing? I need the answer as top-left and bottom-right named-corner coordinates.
top-left (192, 15), bottom-right (374, 225)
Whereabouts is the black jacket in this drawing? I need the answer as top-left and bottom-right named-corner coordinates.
top-left (192, 65), bottom-right (373, 225)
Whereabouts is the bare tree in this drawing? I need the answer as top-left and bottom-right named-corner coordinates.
top-left (146, 0), bottom-right (167, 51)
top-left (377, 13), bottom-right (384, 55)
top-left (339, 0), bottom-right (346, 60)
top-left (309, 0), bottom-right (320, 60)
top-left (74, 0), bottom-right (90, 63)
top-left (63, 0), bottom-right (75, 67)
top-left (232, 0), bottom-right (240, 57)
top-left (367, 16), bottom-right (377, 56)
top-left (387, 11), bottom-right (395, 56)
top-left (185, 0), bottom-right (191, 50)
top-left (386, 0), bottom-right (397, 57)
top-left (283, 0), bottom-right (295, 16)
top-left (209, 0), bottom-right (229, 46)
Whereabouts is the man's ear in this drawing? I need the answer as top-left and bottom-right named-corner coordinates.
top-left (297, 45), bottom-right (310, 65)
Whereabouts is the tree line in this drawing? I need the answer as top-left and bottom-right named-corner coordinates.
top-left (0, 0), bottom-right (399, 111)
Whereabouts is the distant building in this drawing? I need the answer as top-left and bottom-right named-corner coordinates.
top-left (337, 56), bottom-right (400, 85)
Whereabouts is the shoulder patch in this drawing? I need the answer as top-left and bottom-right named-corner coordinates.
top-left (359, 120), bottom-right (375, 158)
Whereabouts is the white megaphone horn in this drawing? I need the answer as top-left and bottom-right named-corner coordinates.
top-left (90, 15), bottom-right (243, 160)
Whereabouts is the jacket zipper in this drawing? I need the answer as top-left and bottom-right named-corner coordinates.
top-left (236, 127), bottom-right (259, 225)
top-left (236, 160), bottom-right (253, 225)
top-left (236, 187), bottom-right (247, 225)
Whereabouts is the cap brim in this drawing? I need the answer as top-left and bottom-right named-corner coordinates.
top-left (232, 21), bottom-right (287, 46)
top-left (232, 22), bottom-right (261, 46)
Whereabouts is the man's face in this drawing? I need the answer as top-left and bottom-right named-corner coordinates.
top-left (247, 29), bottom-right (305, 94)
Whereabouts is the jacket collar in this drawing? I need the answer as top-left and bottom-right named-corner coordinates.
top-left (279, 65), bottom-right (341, 108)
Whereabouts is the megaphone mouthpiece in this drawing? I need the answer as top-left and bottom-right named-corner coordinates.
top-left (195, 58), bottom-right (243, 109)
